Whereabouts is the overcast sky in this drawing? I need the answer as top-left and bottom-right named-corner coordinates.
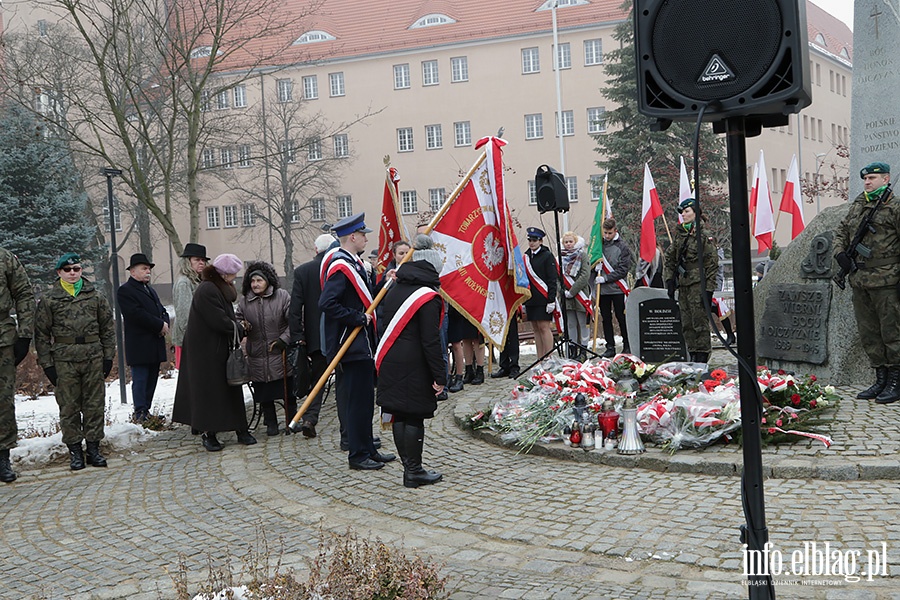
top-left (812, 0), bottom-right (854, 31)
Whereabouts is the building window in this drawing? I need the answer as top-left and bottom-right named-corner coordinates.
top-left (337, 195), bottom-right (353, 219)
top-left (454, 121), bottom-right (471, 147)
top-left (329, 72), bottom-right (345, 97)
top-left (233, 85), bottom-right (247, 108)
top-left (200, 90), bottom-right (210, 112)
top-left (294, 30), bottom-right (335, 44)
top-left (308, 138), bottom-right (322, 161)
top-left (429, 188), bottom-right (446, 212)
top-left (425, 124), bottom-right (443, 150)
top-left (590, 175), bottom-right (603, 202)
top-left (237, 145), bottom-right (251, 167)
top-left (102, 204), bottom-right (122, 232)
top-left (311, 198), bottom-right (326, 221)
top-left (422, 60), bottom-right (439, 86)
top-left (527, 180), bottom-right (537, 205)
top-left (566, 176), bottom-right (578, 202)
top-left (394, 64), bottom-right (410, 89)
top-left (410, 13), bottom-right (456, 28)
top-left (397, 127), bottom-right (414, 152)
top-left (206, 206), bottom-right (220, 229)
top-left (38, 20), bottom-right (49, 37)
top-left (401, 190), bottom-right (418, 214)
top-left (525, 114), bottom-right (544, 140)
top-left (277, 78), bottom-right (293, 102)
top-left (587, 107), bottom-right (606, 134)
top-left (242, 204), bottom-right (256, 226)
top-left (220, 148), bottom-right (233, 169)
top-left (201, 148), bottom-right (216, 169)
top-left (555, 42), bottom-right (571, 70)
top-left (214, 90), bottom-right (229, 110)
top-left (584, 39), bottom-right (603, 66)
top-left (333, 134), bottom-right (349, 158)
top-left (556, 110), bottom-right (574, 137)
top-left (451, 57), bottom-right (468, 82)
top-left (290, 200), bottom-right (301, 223)
top-left (522, 47), bottom-right (540, 74)
top-left (302, 75), bottom-right (318, 100)
top-left (282, 140), bottom-right (296, 163)
top-left (223, 205), bottom-right (238, 228)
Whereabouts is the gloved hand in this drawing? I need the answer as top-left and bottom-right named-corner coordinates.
top-left (269, 338), bottom-right (288, 353)
top-left (564, 290), bottom-right (573, 299)
top-left (598, 276), bottom-right (606, 284)
top-left (103, 359), bottom-right (113, 377)
top-left (665, 279), bottom-right (676, 300)
top-left (546, 302), bottom-right (556, 314)
top-left (43, 366), bottom-right (58, 386)
top-left (13, 337), bottom-right (31, 366)
top-left (835, 251), bottom-right (854, 273)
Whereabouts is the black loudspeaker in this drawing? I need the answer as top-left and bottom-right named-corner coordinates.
top-left (535, 165), bottom-right (569, 213)
top-left (634, 0), bottom-right (811, 125)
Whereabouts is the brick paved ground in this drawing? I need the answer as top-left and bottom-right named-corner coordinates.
top-left (2, 348), bottom-right (900, 599)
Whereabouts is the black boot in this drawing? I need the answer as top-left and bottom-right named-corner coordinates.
top-left (859, 366), bottom-right (889, 400)
top-left (875, 367), bottom-right (900, 404)
top-left (403, 424), bottom-right (442, 489)
top-left (462, 364), bottom-right (475, 384)
top-left (236, 430), bottom-right (258, 445)
top-left (67, 443), bottom-right (86, 471)
top-left (601, 346), bottom-right (616, 358)
top-left (448, 373), bottom-right (464, 393)
top-left (262, 402), bottom-right (280, 436)
top-left (471, 365), bottom-right (485, 385)
top-left (392, 421), bottom-right (409, 472)
top-left (202, 432), bottom-right (223, 452)
top-left (722, 319), bottom-right (736, 346)
top-left (0, 448), bottom-right (16, 483)
top-left (85, 441), bottom-right (107, 467)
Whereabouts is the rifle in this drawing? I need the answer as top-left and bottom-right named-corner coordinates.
top-left (833, 183), bottom-right (893, 290)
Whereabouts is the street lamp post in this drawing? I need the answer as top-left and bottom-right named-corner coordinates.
top-left (103, 167), bottom-right (128, 405)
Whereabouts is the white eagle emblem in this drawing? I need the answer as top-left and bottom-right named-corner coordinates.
top-left (481, 232), bottom-right (505, 270)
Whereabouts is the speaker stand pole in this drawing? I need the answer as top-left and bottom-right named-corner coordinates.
top-left (725, 116), bottom-right (775, 599)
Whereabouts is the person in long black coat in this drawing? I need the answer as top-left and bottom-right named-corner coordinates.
top-left (172, 254), bottom-right (257, 452)
top-left (376, 237), bottom-right (447, 488)
top-left (116, 253), bottom-right (169, 422)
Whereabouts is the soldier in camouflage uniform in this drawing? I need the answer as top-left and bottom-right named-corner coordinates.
top-left (35, 253), bottom-right (116, 470)
top-left (834, 162), bottom-right (900, 404)
top-left (0, 246), bottom-right (36, 483)
top-left (664, 198), bottom-right (718, 364)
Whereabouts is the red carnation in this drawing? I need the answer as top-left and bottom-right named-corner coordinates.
top-left (810, 375), bottom-right (817, 382)
top-left (777, 369), bottom-right (785, 375)
top-left (809, 399), bottom-right (818, 408)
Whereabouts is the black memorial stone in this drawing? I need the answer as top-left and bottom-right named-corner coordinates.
top-left (638, 298), bottom-right (688, 362)
top-left (758, 283), bottom-right (830, 365)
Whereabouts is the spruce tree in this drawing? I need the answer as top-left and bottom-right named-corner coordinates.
top-left (0, 104), bottom-right (102, 286)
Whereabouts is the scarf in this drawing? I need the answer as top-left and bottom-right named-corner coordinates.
top-left (60, 279), bottom-right (83, 297)
top-left (866, 184), bottom-right (889, 202)
top-left (561, 236), bottom-right (585, 278)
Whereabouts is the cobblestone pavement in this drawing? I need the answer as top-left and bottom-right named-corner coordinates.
top-left (3, 350), bottom-right (900, 599)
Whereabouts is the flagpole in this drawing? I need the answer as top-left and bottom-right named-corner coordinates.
top-left (591, 282), bottom-right (601, 352)
top-left (591, 174), bottom-right (609, 352)
top-left (660, 211), bottom-right (674, 244)
top-left (289, 150), bottom-right (488, 429)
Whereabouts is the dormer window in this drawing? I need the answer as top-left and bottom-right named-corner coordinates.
top-left (295, 30), bottom-right (335, 44)
top-left (190, 46), bottom-right (221, 59)
top-left (840, 47), bottom-right (849, 58)
top-left (410, 14), bottom-right (456, 29)
top-left (537, 0), bottom-right (589, 10)
top-left (814, 33), bottom-right (826, 46)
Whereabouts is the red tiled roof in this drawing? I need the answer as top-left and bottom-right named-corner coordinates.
top-left (807, 0), bottom-right (853, 62)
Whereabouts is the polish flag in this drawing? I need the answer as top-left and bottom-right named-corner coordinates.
top-left (640, 163), bottom-right (664, 263)
top-left (376, 166), bottom-right (405, 283)
top-left (678, 156), bottom-right (692, 224)
top-left (752, 150), bottom-right (775, 253)
top-left (779, 154), bottom-right (806, 240)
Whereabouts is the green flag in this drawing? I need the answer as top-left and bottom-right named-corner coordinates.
top-left (588, 174), bottom-right (608, 265)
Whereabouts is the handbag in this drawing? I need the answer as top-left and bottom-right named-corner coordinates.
top-left (225, 322), bottom-right (251, 386)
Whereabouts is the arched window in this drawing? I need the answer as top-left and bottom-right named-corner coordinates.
top-left (294, 30), bottom-right (336, 44)
top-left (814, 33), bottom-right (827, 47)
top-left (536, 0), bottom-right (589, 10)
top-left (410, 13), bottom-right (456, 28)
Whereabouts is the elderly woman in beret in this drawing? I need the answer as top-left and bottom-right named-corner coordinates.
top-left (172, 253), bottom-right (256, 451)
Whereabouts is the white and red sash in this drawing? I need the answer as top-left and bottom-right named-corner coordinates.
top-left (374, 287), bottom-right (442, 372)
top-left (319, 246), bottom-right (341, 288)
top-left (524, 251), bottom-right (551, 300)
top-left (599, 257), bottom-right (631, 295)
top-left (561, 271), bottom-right (593, 318)
top-left (325, 250), bottom-right (376, 328)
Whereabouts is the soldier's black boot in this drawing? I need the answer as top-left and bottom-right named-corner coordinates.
top-left (85, 441), bottom-right (107, 467)
top-left (471, 365), bottom-right (485, 385)
top-left (859, 367), bottom-right (889, 400)
top-left (875, 367), bottom-right (900, 404)
top-left (402, 424), bottom-right (442, 489)
top-left (462, 364), bottom-right (475, 384)
top-left (0, 449), bottom-right (16, 483)
top-left (67, 443), bottom-right (86, 471)
top-left (448, 373), bottom-right (464, 393)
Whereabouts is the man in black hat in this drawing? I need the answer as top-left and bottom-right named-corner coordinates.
top-left (318, 213), bottom-right (395, 470)
top-left (835, 162), bottom-right (900, 404)
top-left (523, 226), bottom-right (557, 361)
top-left (117, 253), bottom-right (170, 422)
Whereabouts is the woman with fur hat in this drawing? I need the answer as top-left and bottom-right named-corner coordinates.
top-left (236, 261), bottom-right (294, 436)
top-left (172, 253), bottom-right (257, 451)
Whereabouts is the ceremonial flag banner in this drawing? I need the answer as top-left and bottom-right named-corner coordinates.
top-left (678, 156), bottom-right (692, 224)
top-left (587, 174), bottom-right (607, 266)
top-left (752, 150), bottom-right (775, 253)
top-left (431, 137), bottom-right (530, 348)
top-left (640, 163), bottom-right (663, 263)
top-left (779, 154), bottom-right (806, 240)
top-left (376, 166), bottom-right (404, 283)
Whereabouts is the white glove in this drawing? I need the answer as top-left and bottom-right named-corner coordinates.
top-left (546, 302), bottom-right (556, 314)
top-left (564, 290), bottom-right (573, 299)
top-left (595, 264), bottom-right (603, 274)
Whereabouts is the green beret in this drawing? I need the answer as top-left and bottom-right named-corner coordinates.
top-left (55, 252), bottom-right (81, 270)
top-left (860, 162), bottom-right (890, 178)
top-left (677, 197), bottom-right (696, 213)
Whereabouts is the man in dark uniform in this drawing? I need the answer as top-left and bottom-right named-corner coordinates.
top-left (318, 213), bottom-right (395, 470)
top-left (289, 233), bottom-right (335, 438)
top-left (523, 227), bottom-right (557, 361)
top-left (834, 162), bottom-right (900, 403)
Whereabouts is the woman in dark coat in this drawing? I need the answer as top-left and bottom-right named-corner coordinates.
top-left (376, 235), bottom-right (447, 488)
top-left (172, 254), bottom-right (257, 451)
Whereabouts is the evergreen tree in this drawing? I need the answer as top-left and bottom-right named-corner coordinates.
top-left (0, 103), bottom-right (102, 286)
top-left (593, 3), bottom-right (730, 256)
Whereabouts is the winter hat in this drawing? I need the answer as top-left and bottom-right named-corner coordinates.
top-left (412, 234), bottom-right (444, 275)
top-left (212, 253), bottom-right (243, 276)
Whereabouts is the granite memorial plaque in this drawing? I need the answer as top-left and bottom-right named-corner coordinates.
top-left (758, 283), bottom-right (831, 364)
top-left (638, 297), bottom-right (688, 363)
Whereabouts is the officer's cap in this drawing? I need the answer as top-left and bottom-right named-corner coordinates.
top-left (860, 162), bottom-right (891, 179)
top-left (526, 227), bottom-right (546, 239)
top-left (332, 213), bottom-right (372, 237)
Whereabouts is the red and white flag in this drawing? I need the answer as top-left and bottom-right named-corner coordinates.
top-left (779, 154), bottom-right (806, 240)
top-left (751, 150), bottom-right (775, 253)
top-left (640, 163), bottom-right (664, 263)
top-left (376, 166), bottom-right (405, 283)
top-left (431, 137), bottom-right (530, 348)
top-left (678, 156), bottom-right (692, 224)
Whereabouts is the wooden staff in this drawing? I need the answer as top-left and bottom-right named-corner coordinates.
top-left (660, 211), bottom-right (674, 244)
top-left (591, 281), bottom-right (601, 352)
